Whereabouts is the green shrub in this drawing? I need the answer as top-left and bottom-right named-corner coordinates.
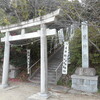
top-left (0, 33), bottom-right (4, 64)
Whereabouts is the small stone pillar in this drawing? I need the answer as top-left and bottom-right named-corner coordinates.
top-left (71, 22), bottom-right (98, 93)
top-left (9, 65), bottom-right (20, 78)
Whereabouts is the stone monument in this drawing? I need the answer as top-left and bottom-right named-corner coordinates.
top-left (71, 21), bottom-right (98, 93)
top-left (9, 65), bottom-right (20, 78)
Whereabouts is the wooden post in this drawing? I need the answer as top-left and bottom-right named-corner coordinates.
top-left (1, 31), bottom-right (10, 88)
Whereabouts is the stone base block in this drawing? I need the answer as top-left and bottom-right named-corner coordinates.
top-left (71, 75), bottom-right (98, 93)
top-left (75, 67), bottom-right (96, 76)
top-left (0, 84), bottom-right (9, 89)
top-left (27, 92), bottom-right (51, 100)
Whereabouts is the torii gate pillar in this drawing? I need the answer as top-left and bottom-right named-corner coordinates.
top-left (28, 24), bottom-right (51, 100)
top-left (40, 23), bottom-right (49, 97)
top-left (1, 32), bottom-right (10, 88)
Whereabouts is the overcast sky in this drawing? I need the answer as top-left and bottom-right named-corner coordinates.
top-left (68, 0), bottom-right (82, 3)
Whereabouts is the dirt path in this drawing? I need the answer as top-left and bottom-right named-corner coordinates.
top-left (0, 81), bottom-right (100, 100)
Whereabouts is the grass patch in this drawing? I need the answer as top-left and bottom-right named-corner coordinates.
top-left (98, 89), bottom-right (100, 93)
top-left (57, 75), bottom-right (72, 87)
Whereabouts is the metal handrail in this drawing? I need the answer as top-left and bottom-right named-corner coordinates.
top-left (55, 61), bottom-right (63, 72)
top-left (29, 59), bottom-right (40, 78)
top-left (55, 61), bottom-right (63, 83)
top-left (29, 59), bottom-right (40, 70)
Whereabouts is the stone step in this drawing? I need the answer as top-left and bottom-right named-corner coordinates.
top-left (33, 74), bottom-right (55, 78)
top-left (31, 78), bottom-right (56, 85)
top-left (36, 72), bottom-right (56, 76)
top-left (48, 70), bottom-right (56, 72)
top-left (33, 77), bottom-right (56, 81)
top-left (49, 67), bottom-right (58, 69)
top-left (48, 67), bottom-right (56, 69)
top-left (48, 68), bottom-right (57, 70)
top-left (48, 71), bottom-right (55, 73)
top-left (35, 67), bottom-right (57, 71)
top-left (49, 65), bottom-right (58, 67)
top-left (36, 74), bottom-right (56, 78)
top-left (48, 72), bottom-right (56, 75)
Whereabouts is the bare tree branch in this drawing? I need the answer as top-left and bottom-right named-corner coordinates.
top-left (89, 39), bottom-right (100, 53)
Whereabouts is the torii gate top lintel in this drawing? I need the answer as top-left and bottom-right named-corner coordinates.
top-left (0, 9), bottom-right (61, 33)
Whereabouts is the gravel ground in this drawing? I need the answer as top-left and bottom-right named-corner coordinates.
top-left (0, 81), bottom-right (100, 100)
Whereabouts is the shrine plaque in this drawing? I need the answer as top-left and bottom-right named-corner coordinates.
top-left (62, 42), bottom-right (69, 74)
top-left (58, 29), bottom-right (64, 45)
top-left (27, 49), bottom-right (30, 74)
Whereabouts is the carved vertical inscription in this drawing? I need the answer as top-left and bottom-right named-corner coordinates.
top-left (62, 42), bottom-right (69, 74)
top-left (27, 49), bottom-right (30, 74)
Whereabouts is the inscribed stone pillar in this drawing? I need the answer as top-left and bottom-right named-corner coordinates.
top-left (81, 21), bottom-right (89, 68)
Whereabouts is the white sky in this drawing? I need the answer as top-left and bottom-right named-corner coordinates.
top-left (68, 0), bottom-right (82, 3)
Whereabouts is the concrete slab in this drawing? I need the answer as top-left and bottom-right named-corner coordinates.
top-left (68, 89), bottom-right (93, 96)
top-left (51, 85), bottom-right (70, 93)
top-left (0, 84), bottom-right (9, 89)
top-left (27, 92), bottom-right (52, 100)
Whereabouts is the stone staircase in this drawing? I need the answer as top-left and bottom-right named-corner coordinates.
top-left (29, 47), bottom-right (63, 85)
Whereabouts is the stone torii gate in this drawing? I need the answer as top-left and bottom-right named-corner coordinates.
top-left (0, 9), bottom-right (61, 99)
